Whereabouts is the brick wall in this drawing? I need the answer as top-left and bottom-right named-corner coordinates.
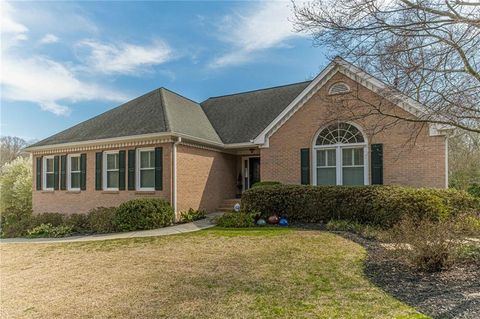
top-left (176, 144), bottom-right (237, 212)
top-left (261, 72), bottom-right (447, 188)
top-left (32, 142), bottom-right (172, 215)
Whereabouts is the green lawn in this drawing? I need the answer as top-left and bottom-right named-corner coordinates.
top-left (0, 228), bottom-right (427, 318)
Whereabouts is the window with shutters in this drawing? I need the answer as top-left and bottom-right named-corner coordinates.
top-left (328, 82), bottom-right (350, 95)
top-left (313, 122), bottom-right (368, 185)
top-left (136, 148), bottom-right (155, 191)
top-left (67, 154), bottom-right (81, 190)
top-left (103, 151), bottom-right (119, 190)
top-left (43, 156), bottom-right (55, 190)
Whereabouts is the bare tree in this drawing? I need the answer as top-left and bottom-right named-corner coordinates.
top-left (293, 0), bottom-right (480, 134)
top-left (0, 136), bottom-right (28, 167)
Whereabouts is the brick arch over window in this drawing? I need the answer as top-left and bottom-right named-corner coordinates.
top-left (312, 122), bottom-right (369, 186)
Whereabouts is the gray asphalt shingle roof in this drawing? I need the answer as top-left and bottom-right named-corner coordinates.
top-left (30, 81), bottom-right (311, 148)
top-left (200, 81), bottom-right (311, 144)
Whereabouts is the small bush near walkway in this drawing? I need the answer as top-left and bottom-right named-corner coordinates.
top-left (216, 211), bottom-right (257, 228)
top-left (114, 198), bottom-right (175, 231)
top-left (178, 208), bottom-right (207, 224)
top-left (85, 207), bottom-right (117, 233)
top-left (1, 198), bottom-right (177, 238)
top-left (242, 185), bottom-right (479, 227)
top-left (27, 223), bottom-right (74, 238)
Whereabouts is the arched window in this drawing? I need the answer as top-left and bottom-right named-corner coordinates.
top-left (328, 82), bottom-right (350, 95)
top-left (313, 122), bottom-right (368, 186)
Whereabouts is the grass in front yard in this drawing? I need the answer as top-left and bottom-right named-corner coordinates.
top-left (0, 228), bottom-right (427, 318)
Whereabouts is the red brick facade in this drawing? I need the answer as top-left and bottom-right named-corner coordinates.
top-left (31, 72), bottom-right (447, 216)
top-left (261, 73), bottom-right (447, 188)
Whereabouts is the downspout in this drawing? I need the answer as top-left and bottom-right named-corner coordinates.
top-left (172, 136), bottom-right (182, 217)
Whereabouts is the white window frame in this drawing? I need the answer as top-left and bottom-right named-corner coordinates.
top-left (328, 82), bottom-right (351, 95)
top-left (312, 122), bottom-right (369, 186)
top-left (42, 155), bottom-right (55, 191)
top-left (67, 154), bottom-right (81, 191)
top-left (103, 150), bottom-right (120, 191)
top-left (136, 147), bottom-right (155, 191)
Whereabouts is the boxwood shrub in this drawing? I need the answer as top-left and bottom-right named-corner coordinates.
top-left (251, 181), bottom-right (282, 188)
top-left (242, 185), bottom-right (479, 227)
top-left (113, 198), bottom-right (175, 231)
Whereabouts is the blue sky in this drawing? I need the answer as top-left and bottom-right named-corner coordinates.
top-left (1, 1), bottom-right (329, 141)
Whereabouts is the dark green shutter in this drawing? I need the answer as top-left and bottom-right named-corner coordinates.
top-left (60, 155), bottom-right (67, 190)
top-left (128, 149), bottom-right (136, 190)
top-left (371, 144), bottom-right (383, 185)
top-left (155, 147), bottom-right (163, 191)
top-left (95, 152), bottom-right (102, 190)
top-left (119, 150), bottom-right (126, 190)
top-left (36, 157), bottom-right (42, 190)
top-left (80, 153), bottom-right (87, 190)
top-left (300, 148), bottom-right (310, 185)
top-left (53, 156), bottom-right (60, 190)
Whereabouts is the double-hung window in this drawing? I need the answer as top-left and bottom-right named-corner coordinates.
top-left (43, 156), bottom-right (55, 190)
top-left (313, 122), bottom-right (368, 186)
top-left (136, 148), bottom-right (155, 191)
top-left (316, 149), bottom-right (337, 185)
top-left (103, 151), bottom-right (119, 190)
top-left (68, 154), bottom-right (81, 190)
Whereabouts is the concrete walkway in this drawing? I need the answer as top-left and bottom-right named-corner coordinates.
top-left (0, 212), bottom-right (222, 244)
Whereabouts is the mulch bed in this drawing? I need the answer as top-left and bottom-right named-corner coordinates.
top-left (293, 223), bottom-right (480, 319)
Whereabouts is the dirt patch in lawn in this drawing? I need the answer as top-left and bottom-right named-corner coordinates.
top-left (0, 228), bottom-right (425, 319)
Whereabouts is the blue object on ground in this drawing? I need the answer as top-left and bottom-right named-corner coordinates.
top-left (279, 218), bottom-right (288, 226)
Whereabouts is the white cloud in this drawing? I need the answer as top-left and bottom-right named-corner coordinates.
top-left (76, 39), bottom-right (172, 75)
top-left (0, 2), bottom-right (129, 115)
top-left (40, 33), bottom-right (59, 44)
top-left (209, 1), bottom-right (302, 68)
top-left (1, 55), bottom-right (128, 115)
top-left (1, 2), bottom-right (28, 34)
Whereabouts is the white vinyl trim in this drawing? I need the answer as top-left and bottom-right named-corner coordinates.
top-left (311, 122), bottom-right (369, 186)
top-left (241, 155), bottom-right (260, 191)
top-left (67, 154), bottom-right (81, 191)
top-left (136, 147), bottom-right (155, 192)
top-left (253, 57), bottom-right (452, 147)
top-left (103, 150), bottom-right (119, 191)
top-left (42, 155), bottom-right (55, 191)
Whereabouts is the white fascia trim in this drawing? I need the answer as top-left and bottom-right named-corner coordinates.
top-left (24, 132), bottom-right (247, 152)
top-left (254, 57), bottom-right (452, 147)
top-left (253, 62), bottom-right (337, 146)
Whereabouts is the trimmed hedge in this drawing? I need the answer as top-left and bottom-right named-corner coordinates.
top-left (114, 198), bottom-right (175, 231)
top-left (242, 185), bottom-right (479, 227)
top-left (251, 181), bottom-right (282, 188)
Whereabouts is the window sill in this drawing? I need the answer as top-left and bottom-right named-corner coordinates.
top-left (135, 191), bottom-right (156, 195)
top-left (66, 190), bottom-right (81, 194)
top-left (41, 190), bottom-right (54, 193)
top-left (102, 190), bottom-right (119, 194)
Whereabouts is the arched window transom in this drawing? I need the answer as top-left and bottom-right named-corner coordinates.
top-left (313, 122), bottom-right (368, 186)
top-left (316, 123), bottom-right (364, 145)
top-left (328, 82), bottom-right (350, 95)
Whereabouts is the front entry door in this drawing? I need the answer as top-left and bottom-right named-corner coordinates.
top-left (242, 156), bottom-right (260, 191)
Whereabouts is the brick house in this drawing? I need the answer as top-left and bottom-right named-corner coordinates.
top-left (25, 58), bottom-right (451, 217)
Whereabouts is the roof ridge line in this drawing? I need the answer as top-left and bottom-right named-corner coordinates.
top-left (202, 80), bottom-right (313, 101)
top-left (160, 87), bottom-right (201, 105)
top-left (157, 88), bottom-right (171, 132)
